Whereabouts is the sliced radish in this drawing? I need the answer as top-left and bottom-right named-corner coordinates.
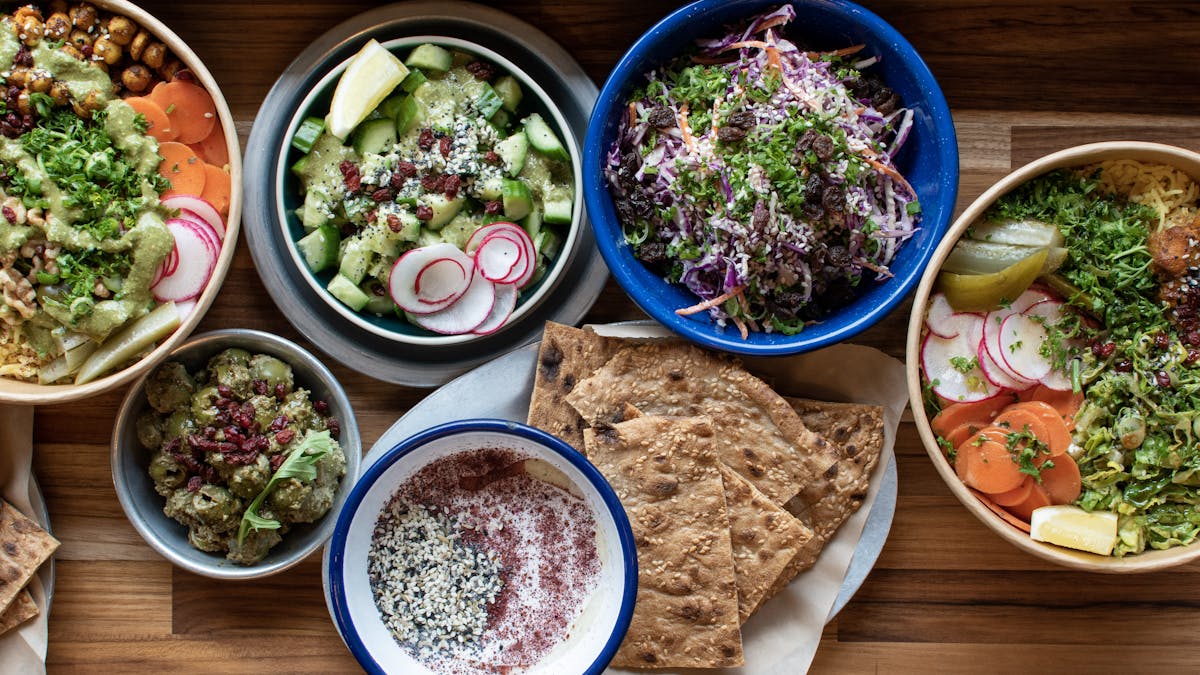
top-left (471, 283), bottom-right (518, 335)
top-left (175, 216), bottom-right (221, 254)
top-left (982, 308), bottom-right (1034, 385)
top-left (926, 293), bottom-right (962, 338)
top-left (389, 243), bottom-right (474, 314)
top-left (998, 313), bottom-right (1052, 382)
top-left (152, 219), bottom-right (218, 302)
top-left (921, 329), bottom-right (1000, 403)
top-left (162, 194), bottom-right (225, 240)
top-left (978, 335), bottom-right (1029, 390)
top-left (1023, 298), bottom-right (1065, 325)
top-left (475, 234), bottom-right (524, 283)
top-left (1040, 363), bottom-right (1075, 391)
top-left (408, 267), bottom-right (496, 334)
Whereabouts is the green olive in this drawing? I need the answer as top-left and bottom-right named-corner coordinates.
top-left (135, 410), bottom-right (164, 450)
top-left (191, 485), bottom-right (242, 531)
top-left (163, 409), bottom-right (195, 441)
top-left (148, 451), bottom-right (186, 493)
top-left (191, 385), bottom-right (221, 425)
top-left (188, 526), bottom-right (226, 553)
top-left (249, 355), bottom-right (294, 391)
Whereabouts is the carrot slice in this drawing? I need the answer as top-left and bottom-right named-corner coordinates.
top-left (970, 488), bottom-right (1032, 533)
top-left (1008, 401), bottom-right (1072, 456)
top-left (1019, 384), bottom-right (1084, 426)
top-left (992, 407), bottom-right (1049, 444)
top-left (942, 422), bottom-right (981, 452)
top-left (151, 80), bottom-right (217, 144)
top-left (1006, 482), bottom-right (1052, 522)
top-left (124, 96), bottom-right (177, 142)
top-left (930, 394), bottom-right (1015, 438)
top-left (991, 476), bottom-right (1034, 507)
top-left (158, 142), bottom-right (207, 196)
top-left (189, 123), bottom-right (229, 167)
top-left (1037, 453), bottom-right (1082, 505)
top-left (957, 428), bottom-right (1025, 495)
top-left (200, 163), bottom-right (231, 216)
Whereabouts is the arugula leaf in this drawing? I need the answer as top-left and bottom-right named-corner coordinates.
top-left (237, 430), bottom-right (333, 544)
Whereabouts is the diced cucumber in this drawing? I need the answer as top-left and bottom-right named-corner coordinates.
top-left (475, 83), bottom-right (504, 120)
top-left (450, 50), bottom-right (473, 68)
top-left (361, 281), bottom-right (395, 315)
top-left (297, 224), bottom-right (340, 273)
top-left (392, 95), bottom-right (423, 134)
top-left (327, 274), bottom-right (370, 311)
top-left (392, 211), bottom-right (420, 242)
top-left (523, 112), bottom-right (569, 162)
top-left (290, 155), bottom-right (308, 177)
top-left (338, 238), bottom-right (372, 285)
top-left (488, 108), bottom-right (511, 133)
top-left (440, 212), bottom-right (483, 250)
top-left (301, 188), bottom-right (331, 230)
top-left (495, 131), bottom-right (528, 177)
top-left (351, 118), bottom-right (398, 155)
top-left (420, 194), bottom-right (465, 230)
top-left (543, 187), bottom-right (574, 225)
top-left (482, 213), bottom-right (507, 225)
top-left (502, 179), bottom-right (533, 221)
top-left (400, 69), bottom-right (427, 93)
top-left (535, 229), bottom-right (562, 261)
top-left (290, 116), bottom-right (325, 154)
top-left (521, 207), bottom-right (542, 240)
top-left (418, 228), bottom-right (443, 247)
top-left (378, 94), bottom-right (406, 120)
top-left (405, 44), bottom-right (452, 73)
top-left (493, 75), bottom-right (522, 113)
top-left (475, 174), bottom-right (505, 200)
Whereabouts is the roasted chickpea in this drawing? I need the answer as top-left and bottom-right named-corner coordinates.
top-left (27, 71), bottom-right (52, 94)
top-left (92, 35), bottom-right (120, 64)
top-left (58, 42), bottom-right (82, 60)
top-left (120, 63), bottom-right (151, 93)
top-left (80, 89), bottom-right (104, 110)
top-left (6, 66), bottom-right (31, 88)
top-left (13, 6), bottom-right (43, 24)
top-left (44, 12), bottom-right (70, 40)
top-left (157, 58), bottom-right (183, 81)
top-left (128, 29), bottom-right (149, 60)
top-left (68, 3), bottom-right (98, 29)
top-left (15, 91), bottom-right (31, 116)
top-left (106, 14), bottom-right (136, 45)
top-left (141, 41), bottom-right (165, 69)
top-left (18, 16), bottom-right (44, 46)
top-left (90, 60), bottom-right (107, 74)
top-left (68, 28), bottom-right (91, 49)
top-left (48, 79), bottom-right (70, 105)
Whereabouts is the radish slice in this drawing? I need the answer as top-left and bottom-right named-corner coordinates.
top-left (998, 313), bottom-right (1052, 381)
top-left (152, 219), bottom-right (218, 302)
top-left (978, 334), bottom-right (1028, 390)
top-left (481, 231), bottom-right (531, 284)
top-left (982, 307), bottom-right (1036, 386)
top-left (921, 329), bottom-right (1001, 403)
top-left (471, 283), bottom-right (518, 335)
top-left (926, 293), bottom-right (962, 338)
top-left (409, 267), bottom-right (496, 334)
top-left (161, 195), bottom-right (225, 240)
top-left (1022, 299), bottom-right (1076, 390)
top-left (475, 234), bottom-right (523, 283)
top-left (389, 243), bottom-right (474, 314)
top-left (176, 216), bottom-right (221, 254)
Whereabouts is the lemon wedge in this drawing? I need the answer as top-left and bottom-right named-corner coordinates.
top-left (326, 39), bottom-right (409, 141)
top-left (1029, 505), bottom-right (1118, 556)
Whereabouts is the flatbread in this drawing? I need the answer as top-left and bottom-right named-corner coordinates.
top-left (0, 588), bottom-right (37, 636)
top-left (718, 465), bottom-right (813, 622)
top-left (566, 342), bottom-right (826, 506)
top-left (584, 416), bottom-right (743, 668)
top-left (0, 499), bottom-right (58, 612)
top-left (526, 322), bottom-right (622, 450)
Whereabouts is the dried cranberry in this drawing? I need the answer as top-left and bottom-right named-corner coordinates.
top-left (439, 136), bottom-right (452, 157)
top-left (420, 173), bottom-right (441, 191)
top-left (270, 415), bottom-right (289, 432)
top-left (1186, 349), bottom-right (1200, 365)
top-left (395, 161), bottom-right (418, 178)
top-left (1157, 370), bottom-right (1173, 387)
top-left (269, 455), bottom-right (286, 472)
top-left (275, 429), bottom-right (295, 445)
top-left (484, 200), bottom-right (502, 215)
top-left (371, 187), bottom-right (392, 202)
top-left (417, 128), bottom-right (435, 151)
top-left (314, 400), bottom-right (329, 415)
top-left (252, 379), bottom-right (268, 395)
top-left (275, 383), bottom-right (287, 401)
top-left (339, 160), bottom-right (362, 192)
top-left (484, 150), bottom-right (500, 165)
top-left (2, 206), bottom-right (14, 224)
top-left (387, 214), bottom-right (403, 232)
top-left (326, 418), bottom-right (341, 436)
top-left (442, 174), bottom-right (461, 199)
top-left (415, 204), bottom-right (434, 221)
top-left (1091, 341), bottom-right (1116, 358)
top-left (466, 60), bottom-right (496, 80)
top-left (13, 47), bottom-right (31, 67)
top-left (1155, 332), bottom-right (1171, 350)
top-left (1114, 360), bottom-right (1133, 372)
top-left (80, 44), bottom-right (93, 58)
top-left (389, 171), bottom-right (405, 190)
top-left (186, 476), bottom-right (203, 492)
top-left (217, 384), bottom-right (233, 398)
top-left (1187, 331), bottom-right (1200, 347)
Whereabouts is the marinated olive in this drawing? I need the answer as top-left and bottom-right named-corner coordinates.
top-left (145, 361), bottom-right (195, 413)
top-left (249, 354), bottom-right (293, 391)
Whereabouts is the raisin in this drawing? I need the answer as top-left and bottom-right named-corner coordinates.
top-left (417, 128), bottom-right (435, 150)
top-left (466, 60), bottom-right (496, 80)
top-left (371, 187), bottom-right (392, 202)
top-left (442, 174), bottom-right (461, 199)
top-left (727, 110), bottom-right (756, 128)
top-left (717, 125), bottom-right (748, 143)
top-left (812, 134), bottom-right (835, 161)
top-left (416, 204), bottom-right (434, 221)
top-left (439, 135), bottom-right (452, 157)
top-left (751, 201), bottom-right (769, 230)
top-left (647, 106), bottom-right (675, 128)
top-left (484, 199), bottom-right (502, 215)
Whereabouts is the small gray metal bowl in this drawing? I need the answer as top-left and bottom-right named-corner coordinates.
top-left (111, 329), bottom-right (361, 579)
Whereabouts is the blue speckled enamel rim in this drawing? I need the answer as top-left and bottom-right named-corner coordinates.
top-left (327, 419), bottom-right (639, 675)
top-left (583, 0), bottom-right (959, 356)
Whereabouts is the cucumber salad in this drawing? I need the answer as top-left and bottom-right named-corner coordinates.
top-left (288, 40), bottom-right (575, 336)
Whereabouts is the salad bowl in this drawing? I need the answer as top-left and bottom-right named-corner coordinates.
top-left (583, 0), bottom-right (957, 356)
top-left (907, 141), bottom-right (1200, 572)
top-left (0, 0), bottom-right (243, 404)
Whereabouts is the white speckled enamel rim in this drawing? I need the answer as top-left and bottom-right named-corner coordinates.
top-left (274, 35), bottom-right (583, 346)
top-left (906, 141), bottom-right (1200, 572)
top-left (0, 0), bottom-right (243, 404)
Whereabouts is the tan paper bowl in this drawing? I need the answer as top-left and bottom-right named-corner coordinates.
top-left (905, 141), bottom-right (1200, 572)
top-left (0, 0), bottom-right (242, 405)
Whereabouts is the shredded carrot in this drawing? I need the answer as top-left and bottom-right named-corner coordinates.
top-left (856, 257), bottom-right (894, 277)
top-left (676, 285), bottom-right (746, 316)
top-left (766, 46), bottom-right (781, 71)
top-left (627, 102), bottom-right (637, 127)
top-left (722, 40), bottom-right (772, 52)
top-left (710, 96), bottom-right (723, 135)
top-left (806, 44), bottom-right (866, 59)
top-left (865, 156), bottom-right (917, 197)
top-left (756, 14), bottom-right (791, 32)
top-left (677, 104), bottom-right (696, 152)
top-left (732, 316), bottom-right (749, 339)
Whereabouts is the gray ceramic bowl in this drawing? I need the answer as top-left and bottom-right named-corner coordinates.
top-left (111, 329), bottom-right (361, 579)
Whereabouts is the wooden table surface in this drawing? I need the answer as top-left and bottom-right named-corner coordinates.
top-left (29, 1), bottom-right (1200, 672)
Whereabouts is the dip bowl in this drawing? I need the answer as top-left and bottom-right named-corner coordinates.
top-left (906, 141), bottom-right (1200, 572)
top-left (112, 329), bottom-right (361, 580)
top-left (325, 419), bottom-right (637, 675)
top-left (584, 0), bottom-right (958, 356)
top-left (274, 36), bottom-right (583, 347)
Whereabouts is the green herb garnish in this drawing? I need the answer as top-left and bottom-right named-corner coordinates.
top-left (237, 430), bottom-right (334, 544)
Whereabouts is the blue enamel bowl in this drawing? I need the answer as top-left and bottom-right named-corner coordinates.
top-left (583, 0), bottom-right (958, 356)
top-left (325, 419), bottom-right (637, 674)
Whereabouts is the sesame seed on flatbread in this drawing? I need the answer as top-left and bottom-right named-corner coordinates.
top-left (0, 499), bottom-right (58, 614)
top-left (525, 322), bottom-right (623, 451)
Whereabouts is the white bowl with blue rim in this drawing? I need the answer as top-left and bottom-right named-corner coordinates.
top-left (324, 419), bottom-right (637, 674)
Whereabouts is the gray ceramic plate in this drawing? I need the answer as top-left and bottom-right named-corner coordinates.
top-left (243, 1), bottom-right (607, 387)
top-left (363, 342), bottom-right (898, 620)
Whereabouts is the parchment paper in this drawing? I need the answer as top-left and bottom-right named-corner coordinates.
top-left (590, 324), bottom-right (908, 675)
top-left (0, 405), bottom-right (50, 675)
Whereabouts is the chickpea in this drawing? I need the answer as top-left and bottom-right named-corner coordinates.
top-left (48, 79), bottom-right (69, 106)
top-left (68, 3), bottom-right (98, 29)
top-left (71, 98), bottom-right (91, 119)
top-left (141, 41), bottom-right (165, 69)
top-left (44, 12), bottom-right (70, 40)
top-left (15, 91), bottom-right (31, 116)
top-left (92, 35), bottom-right (120, 64)
top-left (27, 71), bottom-right (52, 94)
top-left (80, 89), bottom-right (104, 110)
top-left (157, 58), bottom-right (183, 81)
top-left (6, 66), bottom-right (30, 88)
top-left (18, 16), bottom-right (44, 46)
top-left (120, 64), bottom-right (151, 93)
top-left (58, 42), bottom-right (82, 60)
top-left (13, 6), bottom-right (43, 24)
top-left (128, 29), bottom-right (149, 60)
top-left (68, 28), bottom-right (91, 49)
top-left (90, 60), bottom-right (107, 74)
top-left (106, 15), bottom-right (136, 46)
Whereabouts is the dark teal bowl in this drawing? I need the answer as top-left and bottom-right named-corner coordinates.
top-left (583, 0), bottom-right (958, 356)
